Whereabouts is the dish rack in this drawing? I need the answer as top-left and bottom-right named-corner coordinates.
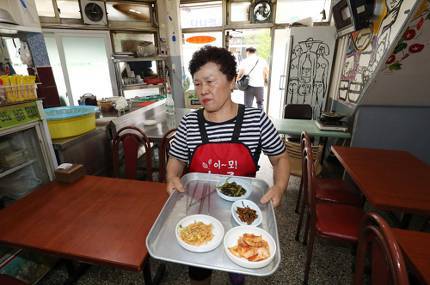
top-left (0, 84), bottom-right (38, 105)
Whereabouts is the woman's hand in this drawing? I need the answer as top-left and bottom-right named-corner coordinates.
top-left (166, 176), bottom-right (185, 195)
top-left (260, 185), bottom-right (284, 207)
top-left (166, 158), bottom-right (186, 195)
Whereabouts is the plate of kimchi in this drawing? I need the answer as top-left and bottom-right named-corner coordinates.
top-left (176, 214), bottom-right (224, 253)
top-left (224, 226), bottom-right (276, 269)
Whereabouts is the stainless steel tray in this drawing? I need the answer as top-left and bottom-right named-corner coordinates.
top-left (146, 173), bottom-right (281, 276)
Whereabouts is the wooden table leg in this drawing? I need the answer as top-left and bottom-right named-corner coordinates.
top-left (143, 256), bottom-right (166, 285)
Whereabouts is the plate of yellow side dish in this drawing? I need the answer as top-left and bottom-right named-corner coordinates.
top-left (176, 214), bottom-right (224, 253)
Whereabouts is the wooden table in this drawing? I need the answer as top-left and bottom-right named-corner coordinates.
top-left (271, 118), bottom-right (351, 139)
top-left (393, 229), bottom-right (430, 284)
top-left (0, 176), bottom-right (168, 283)
top-left (331, 146), bottom-right (430, 215)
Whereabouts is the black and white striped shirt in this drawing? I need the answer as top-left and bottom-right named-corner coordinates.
top-left (169, 106), bottom-right (286, 164)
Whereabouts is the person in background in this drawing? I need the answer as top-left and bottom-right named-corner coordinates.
top-left (237, 47), bottom-right (269, 109)
top-left (166, 46), bottom-right (290, 285)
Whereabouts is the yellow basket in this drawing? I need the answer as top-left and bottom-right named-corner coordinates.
top-left (47, 113), bottom-right (96, 139)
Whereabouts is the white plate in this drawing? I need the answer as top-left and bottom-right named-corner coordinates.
top-left (175, 214), bottom-right (224, 253)
top-left (224, 226), bottom-right (276, 269)
top-left (216, 177), bottom-right (252, 202)
top-left (231, 199), bottom-right (262, 227)
top-left (142, 119), bottom-right (157, 126)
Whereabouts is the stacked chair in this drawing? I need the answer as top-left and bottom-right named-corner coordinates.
top-left (354, 212), bottom-right (409, 285)
top-left (299, 133), bottom-right (365, 284)
top-left (295, 132), bottom-right (363, 242)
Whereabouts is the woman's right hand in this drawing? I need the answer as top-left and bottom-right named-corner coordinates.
top-left (166, 176), bottom-right (185, 195)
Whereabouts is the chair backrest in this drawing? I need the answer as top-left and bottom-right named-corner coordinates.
top-left (284, 104), bottom-right (313, 120)
top-left (159, 128), bottom-right (176, 182)
top-left (112, 126), bottom-right (153, 180)
top-left (304, 144), bottom-right (317, 223)
top-left (354, 212), bottom-right (409, 285)
top-left (286, 131), bottom-right (322, 177)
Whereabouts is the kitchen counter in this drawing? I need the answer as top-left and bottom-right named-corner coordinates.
top-left (52, 127), bottom-right (111, 176)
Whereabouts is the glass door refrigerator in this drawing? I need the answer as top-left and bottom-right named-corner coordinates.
top-left (0, 100), bottom-right (58, 284)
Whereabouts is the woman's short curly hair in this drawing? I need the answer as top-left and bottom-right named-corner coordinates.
top-left (189, 46), bottom-right (237, 81)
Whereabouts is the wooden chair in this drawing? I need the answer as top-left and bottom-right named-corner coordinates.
top-left (158, 128), bottom-right (176, 182)
top-left (0, 274), bottom-right (27, 285)
top-left (112, 126), bottom-right (153, 181)
top-left (295, 132), bottom-right (362, 241)
top-left (284, 103), bottom-right (312, 142)
top-left (354, 212), bottom-right (409, 285)
top-left (284, 104), bottom-right (313, 120)
top-left (301, 145), bottom-right (365, 284)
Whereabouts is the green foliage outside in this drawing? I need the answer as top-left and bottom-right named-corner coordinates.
top-left (241, 30), bottom-right (271, 62)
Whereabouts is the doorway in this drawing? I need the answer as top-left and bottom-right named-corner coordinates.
top-left (225, 28), bottom-right (271, 110)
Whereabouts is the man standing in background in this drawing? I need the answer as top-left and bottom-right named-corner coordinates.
top-left (237, 47), bottom-right (269, 109)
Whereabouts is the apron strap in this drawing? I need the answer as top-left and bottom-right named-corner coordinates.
top-left (232, 104), bottom-right (245, 142)
top-left (197, 108), bottom-right (209, 144)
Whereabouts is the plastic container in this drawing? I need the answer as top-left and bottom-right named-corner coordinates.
top-left (166, 93), bottom-right (175, 114)
top-left (0, 84), bottom-right (37, 104)
top-left (44, 106), bottom-right (98, 139)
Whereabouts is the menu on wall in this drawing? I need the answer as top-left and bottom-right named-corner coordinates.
top-left (0, 102), bottom-right (40, 130)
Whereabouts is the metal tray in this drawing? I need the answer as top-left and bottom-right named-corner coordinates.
top-left (146, 173), bottom-right (281, 276)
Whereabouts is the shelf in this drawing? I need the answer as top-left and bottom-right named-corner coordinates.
top-left (121, 83), bottom-right (164, 90)
top-left (0, 159), bottom-right (36, 179)
top-left (113, 55), bottom-right (168, 63)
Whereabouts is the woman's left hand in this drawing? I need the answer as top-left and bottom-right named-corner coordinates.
top-left (260, 185), bottom-right (284, 207)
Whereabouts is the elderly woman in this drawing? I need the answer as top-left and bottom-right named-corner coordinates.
top-left (166, 46), bottom-right (290, 285)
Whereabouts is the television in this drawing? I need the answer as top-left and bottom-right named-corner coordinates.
top-left (332, 0), bottom-right (375, 37)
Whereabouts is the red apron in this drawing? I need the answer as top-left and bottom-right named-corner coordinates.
top-left (189, 105), bottom-right (259, 177)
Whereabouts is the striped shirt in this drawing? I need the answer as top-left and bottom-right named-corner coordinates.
top-left (169, 106), bottom-right (286, 164)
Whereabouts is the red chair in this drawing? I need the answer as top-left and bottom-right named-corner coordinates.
top-left (354, 212), bottom-right (409, 285)
top-left (112, 126), bottom-right (153, 181)
top-left (158, 128), bottom-right (176, 182)
top-left (295, 132), bottom-right (362, 242)
top-left (0, 275), bottom-right (27, 285)
top-left (302, 145), bottom-right (365, 284)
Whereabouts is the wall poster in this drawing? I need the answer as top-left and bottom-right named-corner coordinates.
top-left (286, 27), bottom-right (336, 119)
top-left (337, 0), bottom-right (422, 106)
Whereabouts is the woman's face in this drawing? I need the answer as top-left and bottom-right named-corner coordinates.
top-left (193, 62), bottom-right (235, 112)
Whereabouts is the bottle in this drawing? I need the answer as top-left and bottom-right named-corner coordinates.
top-left (166, 91), bottom-right (175, 115)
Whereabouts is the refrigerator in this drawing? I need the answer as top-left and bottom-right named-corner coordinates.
top-left (280, 26), bottom-right (336, 119)
top-left (0, 100), bottom-right (57, 284)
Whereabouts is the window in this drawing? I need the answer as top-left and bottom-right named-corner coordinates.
top-left (44, 31), bottom-right (117, 105)
top-left (35, 0), bottom-right (56, 17)
top-left (57, 0), bottom-right (81, 19)
top-left (231, 2), bottom-right (251, 22)
top-left (180, 2), bottom-right (222, 28)
top-left (3, 38), bottom-right (29, 76)
top-left (275, 0), bottom-right (330, 24)
top-left (182, 32), bottom-right (223, 88)
top-left (111, 32), bottom-right (155, 54)
top-left (106, 2), bottom-right (152, 23)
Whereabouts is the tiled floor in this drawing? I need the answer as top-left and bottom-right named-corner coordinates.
top-left (39, 156), bottom-right (355, 285)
